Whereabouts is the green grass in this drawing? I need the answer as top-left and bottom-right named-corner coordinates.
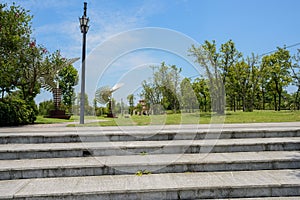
top-left (35, 115), bottom-right (96, 124)
top-left (35, 116), bottom-right (74, 124)
top-left (67, 110), bottom-right (300, 127)
top-left (224, 110), bottom-right (300, 123)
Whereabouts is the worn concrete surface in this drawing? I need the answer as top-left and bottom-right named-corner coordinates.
top-left (0, 170), bottom-right (299, 199)
top-left (0, 151), bottom-right (299, 180)
top-left (0, 122), bottom-right (299, 199)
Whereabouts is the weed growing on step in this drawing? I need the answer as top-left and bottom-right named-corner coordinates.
top-left (135, 170), bottom-right (152, 176)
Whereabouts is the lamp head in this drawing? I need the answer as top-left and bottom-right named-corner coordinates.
top-left (79, 2), bottom-right (89, 33)
top-left (79, 16), bottom-right (89, 33)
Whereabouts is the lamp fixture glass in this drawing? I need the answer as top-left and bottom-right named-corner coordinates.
top-left (79, 16), bottom-right (89, 33)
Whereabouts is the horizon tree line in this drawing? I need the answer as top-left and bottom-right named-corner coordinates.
top-left (136, 40), bottom-right (300, 114)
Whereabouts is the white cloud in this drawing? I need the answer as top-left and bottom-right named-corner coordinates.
top-left (10, 0), bottom-right (161, 56)
top-left (82, 27), bottom-right (202, 105)
top-left (35, 0), bottom-right (164, 62)
top-left (9, 0), bottom-right (178, 104)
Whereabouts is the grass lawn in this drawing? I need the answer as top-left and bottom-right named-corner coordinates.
top-left (65, 110), bottom-right (300, 127)
top-left (35, 115), bottom-right (95, 124)
top-left (224, 110), bottom-right (300, 123)
top-left (35, 116), bottom-right (73, 124)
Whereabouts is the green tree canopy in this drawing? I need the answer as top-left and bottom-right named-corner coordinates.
top-left (261, 48), bottom-right (292, 111)
top-left (189, 40), bottom-right (226, 114)
top-left (0, 3), bottom-right (32, 98)
top-left (192, 77), bottom-right (210, 112)
top-left (0, 3), bottom-right (79, 125)
top-left (127, 94), bottom-right (135, 115)
top-left (141, 62), bottom-right (182, 113)
top-left (58, 64), bottom-right (79, 113)
top-left (180, 78), bottom-right (198, 112)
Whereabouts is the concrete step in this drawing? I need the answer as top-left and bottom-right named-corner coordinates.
top-left (1, 128), bottom-right (299, 144)
top-left (1, 123), bottom-right (299, 199)
top-left (0, 151), bottom-right (299, 180)
top-left (201, 198), bottom-right (300, 200)
top-left (0, 169), bottom-right (299, 199)
top-left (1, 137), bottom-right (299, 160)
top-left (1, 122), bottom-right (299, 133)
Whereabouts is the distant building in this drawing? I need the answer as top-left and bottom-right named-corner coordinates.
top-left (135, 99), bottom-right (149, 115)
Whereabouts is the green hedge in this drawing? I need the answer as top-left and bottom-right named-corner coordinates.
top-left (0, 98), bottom-right (37, 126)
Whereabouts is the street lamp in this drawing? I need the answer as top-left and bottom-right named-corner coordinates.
top-left (79, 2), bottom-right (89, 124)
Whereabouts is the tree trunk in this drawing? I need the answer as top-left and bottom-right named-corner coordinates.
top-left (242, 95), bottom-right (246, 112)
top-left (233, 96), bottom-right (236, 112)
top-left (295, 87), bottom-right (300, 110)
top-left (278, 92), bottom-right (281, 111)
top-left (262, 89), bottom-right (265, 110)
top-left (250, 89), bottom-right (255, 111)
top-left (204, 95), bottom-right (207, 112)
top-left (274, 94), bottom-right (277, 111)
top-left (219, 86), bottom-right (225, 115)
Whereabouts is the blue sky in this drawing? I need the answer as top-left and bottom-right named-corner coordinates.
top-left (5, 0), bottom-right (300, 104)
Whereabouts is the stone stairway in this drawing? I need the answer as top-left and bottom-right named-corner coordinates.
top-left (0, 123), bottom-right (299, 199)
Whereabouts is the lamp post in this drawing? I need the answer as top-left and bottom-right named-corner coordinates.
top-left (79, 2), bottom-right (89, 124)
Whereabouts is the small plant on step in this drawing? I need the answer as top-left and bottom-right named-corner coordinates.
top-left (135, 169), bottom-right (152, 176)
top-left (140, 151), bottom-right (148, 156)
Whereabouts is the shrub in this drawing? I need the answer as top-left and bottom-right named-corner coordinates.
top-left (38, 100), bottom-right (55, 116)
top-left (0, 98), bottom-right (37, 126)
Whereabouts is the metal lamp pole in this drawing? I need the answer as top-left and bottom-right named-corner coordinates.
top-left (79, 2), bottom-right (89, 124)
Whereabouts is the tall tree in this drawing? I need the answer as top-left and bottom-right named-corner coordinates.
top-left (231, 60), bottom-right (251, 111)
top-left (141, 80), bottom-right (161, 114)
top-left (0, 3), bottom-right (43, 125)
top-left (192, 78), bottom-right (210, 112)
top-left (189, 40), bottom-right (225, 114)
top-left (18, 41), bottom-right (51, 101)
top-left (261, 48), bottom-right (292, 111)
top-left (220, 40), bottom-right (242, 111)
top-left (246, 54), bottom-right (260, 111)
top-left (169, 65), bottom-right (182, 113)
top-left (220, 39), bottom-right (243, 86)
top-left (291, 49), bottom-right (300, 110)
top-left (127, 94), bottom-right (135, 115)
top-left (0, 3), bottom-right (32, 99)
top-left (58, 64), bottom-right (78, 114)
top-left (141, 62), bottom-right (182, 113)
top-left (180, 78), bottom-right (197, 112)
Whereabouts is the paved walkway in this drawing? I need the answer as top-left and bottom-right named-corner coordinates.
top-left (0, 119), bottom-right (107, 130)
top-left (0, 121), bottom-right (299, 133)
